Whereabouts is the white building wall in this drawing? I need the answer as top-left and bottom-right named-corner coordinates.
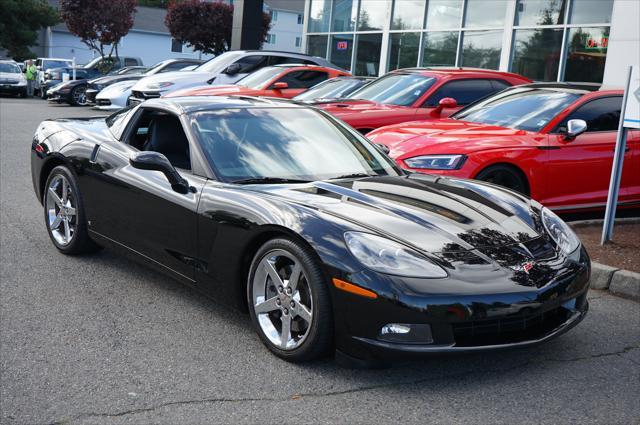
top-left (602, 0), bottom-right (640, 89)
top-left (265, 9), bottom-right (304, 53)
top-left (49, 30), bottom-right (210, 66)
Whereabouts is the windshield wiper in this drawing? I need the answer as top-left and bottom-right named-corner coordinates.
top-left (231, 177), bottom-right (311, 185)
top-left (328, 173), bottom-right (377, 180)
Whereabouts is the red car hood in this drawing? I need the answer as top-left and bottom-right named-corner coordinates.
top-left (317, 99), bottom-right (407, 114)
top-left (368, 119), bottom-right (539, 159)
top-left (167, 85), bottom-right (259, 97)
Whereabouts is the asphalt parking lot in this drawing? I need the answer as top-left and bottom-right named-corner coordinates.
top-left (1, 97), bottom-right (639, 424)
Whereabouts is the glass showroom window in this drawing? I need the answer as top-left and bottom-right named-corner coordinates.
top-left (355, 33), bottom-right (383, 76)
top-left (358, 0), bottom-right (387, 31)
top-left (515, 0), bottom-right (567, 26)
top-left (391, 0), bottom-right (425, 30)
top-left (569, 0), bottom-right (613, 24)
top-left (331, 0), bottom-right (357, 32)
top-left (425, 0), bottom-right (463, 30)
top-left (330, 34), bottom-right (354, 71)
top-left (464, 0), bottom-right (507, 27)
top-left (422, 31), bottom-right (459, 67)
top-left (389, 32), bottom-right (420, 70)
top-left (564, 26), bottom-right (610, 83)
top-left (511, 28), bottom-right (564, 81)
top-left (309, 0), bottom-right (331, 33)
top-left (460, 30), bottom-right (502, 69)
top-left (307, 35), bottom-right (328, 58)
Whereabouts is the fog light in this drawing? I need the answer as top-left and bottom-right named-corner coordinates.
top-left (378, 323), bottom-right (433, 344)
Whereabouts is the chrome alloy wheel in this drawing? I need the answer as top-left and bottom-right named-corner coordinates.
top-left (251, 249), bottom-right (313, 350)
top-left (46, 174), bottom-right (76, 246)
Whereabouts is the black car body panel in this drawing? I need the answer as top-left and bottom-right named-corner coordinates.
top-left (30, 97), bottom-right (590, 361)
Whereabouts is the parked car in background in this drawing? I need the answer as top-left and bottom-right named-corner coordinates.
top-left (129, 50), bottom-right (344, 105)
top-left (367, 84), bottom-right (640, 211)
top-left (0, 60), bottom-right (27, 97)
top-left (87, 58), bottom-right (203, 107)
top-left (42, 56), bottom-right (143, 99)
top-left (292, 76), bottom-right (373, 103)
top-left (167, 65), bottom-right (351, 99)
top-left (315, 68), bottom-right (532, 134)
top-left (91, 59), bottom-right (202, 110)
top-left (31, 58), bottom-right (73, 97)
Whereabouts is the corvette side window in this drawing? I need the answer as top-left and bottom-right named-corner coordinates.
top-left (276, 71), bottom-right (329, 89)
top-left (556, 96), bottom-right (622, 133)
top-left (128, 110), bottom-right (192, 170)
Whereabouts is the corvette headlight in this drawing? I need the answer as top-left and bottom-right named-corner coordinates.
top-left (541, 207), bottom-right (580, 254)
top-left (404, 154), bottom-right (466, 170)
top-left (344, 232), bottom-right (447, 278)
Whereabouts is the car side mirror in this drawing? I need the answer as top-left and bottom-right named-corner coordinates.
top-left (224, 63), bottom-right (242, 75)
top-left (272, 81), bottom-right (289, 90)
top-left (430, 97), bottom-right (458, 117)
top-left (37, 66), bottom-right (42, 71)
top-left (129, 151), bottom-right (190, 194)
top-left (564, 119), bottom-right (587, 141)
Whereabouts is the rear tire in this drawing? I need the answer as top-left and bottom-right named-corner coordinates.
top-left (247, 237), bottom-right (333, 362)
top-left (43, 165), bottom-right (100, 255)
top-left (475, 164), bottom-right (529, 195)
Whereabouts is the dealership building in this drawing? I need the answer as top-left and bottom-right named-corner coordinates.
top-left (301, 0), bottom-right (640, 87)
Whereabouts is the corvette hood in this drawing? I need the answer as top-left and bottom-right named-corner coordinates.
top-left (368, 119), bottom-right (538, 158)
top-left (252, 175), bottom-right (549, 266)
top-left (132, 71), bottom-right (211, 91)
top-left (167, 84), bottom-right (254, 97)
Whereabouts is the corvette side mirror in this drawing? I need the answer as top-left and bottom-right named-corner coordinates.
top-left (224, 63), bottom-right (242, 75)
top-left (272, 82), bottom-right (289, 90)
top-left (430, 97), bottom-right (458, 117)
top-left (564, 119), bottom-right (587, 141)
top-left (129, 151), bottom-right (190, 194)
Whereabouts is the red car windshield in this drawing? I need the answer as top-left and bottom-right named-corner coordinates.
top-left (347, 73), bottom-right (436, 106)
top-left (453, 87), bottom-right (582, 132)
top-left (236, 67), bottom-right (283, 89)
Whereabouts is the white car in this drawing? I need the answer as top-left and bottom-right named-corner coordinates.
top-left (0, 61), bottom-right (27, 97)
top-left (94, 80), bottom-right (138, 110)
top-left (128, 50), bottom-right (342, 105)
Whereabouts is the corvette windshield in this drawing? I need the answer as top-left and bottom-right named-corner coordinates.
top-left (453, 88), bottom-right (582, 132)
top-left (346, 74), bottom-right (435, 106)
top-left (294, 78), bottom-right (367, 101)
top-left (236, 67), bottom-right (283, 89)
top-left (190, 108), bottom-right (400, 182)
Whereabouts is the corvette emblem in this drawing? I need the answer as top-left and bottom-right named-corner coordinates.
top-left (522, 262), bottom-right (534, 274)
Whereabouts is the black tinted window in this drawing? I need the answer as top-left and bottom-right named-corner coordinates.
top-left (557, 96), bottom-right (622, 132)
top-left (124, 58), bottom-right (138, 66)
top-left (163, 61), bottom-right (195, 72)
top-left (235, 55), bottom-right (268, 73)
top-left (425, 79), bottom-right (497, 107)
top-left (491, 79), bottom-right (511, 91)
top-left (276, 70), bottom-right (329, 88)
top-left (268, 55), bottom-right (304, 65)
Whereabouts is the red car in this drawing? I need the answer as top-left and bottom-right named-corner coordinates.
top-left (166, 65), bottom-right (350, 99)
top-left (315, 68), bottom-right (532, 134)
top-left (367, 84), bottom-right (640, 211)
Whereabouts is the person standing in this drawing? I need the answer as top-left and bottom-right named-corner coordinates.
top-left (25, 60), bottom-right (37, 97)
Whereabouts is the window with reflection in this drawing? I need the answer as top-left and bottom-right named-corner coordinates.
top-left (391, 0), bottom-right (425, 30)
top-left (348, 73), bottom-right (436, 106)
top-left (330, 34), bottom-right (354, 71)
top-left (355, 33), bottom-right (383, 76)
top-left (514, 0), bottom-right (567, 26)
top-left (307, 35), bottom-right (328, 58)
top-left (358, 0), bottom-right (388, 31)
top-left (331, 0), bottom-right (357, 32)
top-left (308, 0), bottom-right (331, 32)
top-left (425, 0), bottom-right (462, 30)
top-left (564, 27), bottom-right (609, 83)
top-left (460, 30), bottom-right (502, 69)
top-left (389, 32), bottom-right (420, 70)
top-left (511, 28), bottom-right (563, 81)
top-left (569, 0), bottom-right (613, 24)
top-left (422, 31), bottom-right (458, 66)
top-left (464, 0), bottom-right (507, 27)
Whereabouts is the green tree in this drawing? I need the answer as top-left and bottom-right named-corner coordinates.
top-left (0, 0), bottom-right (59, 61)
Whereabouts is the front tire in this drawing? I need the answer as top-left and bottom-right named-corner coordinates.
top-left (247, 237), bottom-right (333, 362)
top-left (43, 166), bottom-right (99, 255)
top-left (70, 85), bottom-right (87, 106)
top-left (475, 164), bottom-right (529, 195)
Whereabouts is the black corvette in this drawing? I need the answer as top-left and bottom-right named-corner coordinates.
top-left (31, 96), bottom-right (590, 364)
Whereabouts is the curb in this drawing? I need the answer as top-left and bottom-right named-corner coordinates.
top-left (568, 217), bottom-right (640, 228)
top-left (590, 262), bottom-right (640, 301)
